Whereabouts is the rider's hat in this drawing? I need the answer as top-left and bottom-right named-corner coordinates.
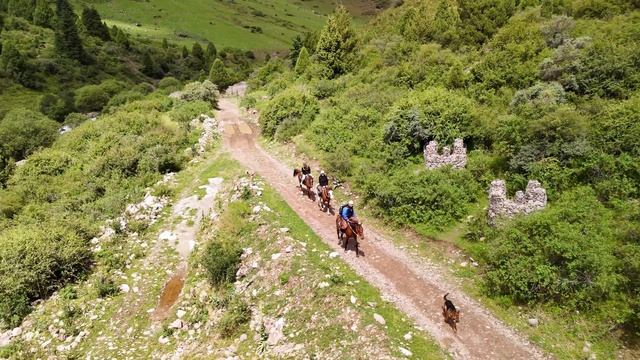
top-left (320, 170), bottom-right (325, 174)
top-left (348, 200), bottom-right (354, 206)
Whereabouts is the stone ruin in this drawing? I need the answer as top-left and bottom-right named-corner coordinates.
top-left (488, 179), bottom-right (547, 225)
top-left (424, 138), bottom-right (467, 169)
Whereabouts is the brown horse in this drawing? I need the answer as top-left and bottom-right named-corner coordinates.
top-left (317, 186), bottom-right (333, 213)
top-left (293, 169), bottom-right (314, 199)
top-left (335, 216), bottom-right (364, 257)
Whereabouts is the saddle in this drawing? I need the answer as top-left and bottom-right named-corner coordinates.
top-left (340, 217), bottom-right (359, 230)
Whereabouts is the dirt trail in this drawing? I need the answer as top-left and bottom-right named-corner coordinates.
top-left (218, 97), bottom-right (548, 360)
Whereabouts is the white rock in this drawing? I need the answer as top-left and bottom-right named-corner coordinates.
top-left (318, 282), bottom-right (330, 289)
top-left (266, 318), bottom-right (285, 346)
top-left (271, 253), bottom-right (281, 260)
top-left (11, 327), bottom-right (22, 337)
top-left (133, 286), bottom-right (139, 294)
top-left (238, 334), bottom-right (248, 342)
top-left (251, 261), bottom-right (259, 269)
top-left (404, 332), bottom-right (412, 341)
top-left (350, 295), bottom-right (357, 305)
top-left (158, 336), bottom-right (170, 344)
top-left (176, 309), bottom-right (186, 319)
top-left (252, 205), bottom-right (262, 214)
top-left (329, 252), bottom-right (339, 258)
top-left (373, 313), bottom-right (386, 325)
top-left (399, 347), bottom-right (413, 357)
top-left (528, 318), bottom-right (539, 327)
top-left (159, 231), bottom-right (177, 242)
top-left (285, 246), bottom-right (292, 253)
top-left (279, 228), bottom-right (289, 233)
top-left (126, 327), bottom-right (133, 335)
top-left (170, 319), bottom-right (184, 329)
top-left (460, 261), bottom-right (468, 267)
top-left (119, 284), bottom-right (130, 293)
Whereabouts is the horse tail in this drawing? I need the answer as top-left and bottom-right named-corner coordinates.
top-left (444, 293), bottom-right (450, 301)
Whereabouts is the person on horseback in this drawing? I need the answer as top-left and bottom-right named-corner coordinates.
top-left (340, 200), bottom-right (357, 230)
top-left (300, 162), bottom-right (311, 187)
top-left (317, 170), bottom-right (328, 194)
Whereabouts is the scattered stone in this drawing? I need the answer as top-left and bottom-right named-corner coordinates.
top-left (373, 313), bottom-right (386, 325)
top-left (271, 253), bottom-right (281, 260)
top-left (329, 251), bottom-right (339, 259)
top-left (159, 231), bottom-right (177, 242)
top-left (528, 318), bottom-right (539, 327)
top-left (350, 295), bottom-right (357, 305)
top-left (176, 309), bottom-right (186, 319)
top-left (460, 261), bottom-right (468, 267)
top-left (424, 138), bottom-right (467, 170)
top-left (252, 205), bottom-right (262, 214)
top-left (279, 227), bottom-right (289, 233)
top-left (266, 318), bottom-right (285, 346)
top-left (170, 319), bottom-right (184, 329)
top-left (318, 282), bottom-right (330, 289)
top-left (158, 336), bottom-right (169, 344)
top-left (399, 347), bottom-right (413, 357)
top-left (285, 246), bottom-right (292, 253)
top-left (238, 334), bottom-right (248, 342)
top-left (119, 284), bottom-right (130, 293)
top-left (404, 332), bottom-right (412, 341)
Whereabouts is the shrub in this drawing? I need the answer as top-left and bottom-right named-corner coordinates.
top-left (218, 295), bottom-right (250, 337)
top-left (201, 241), bottom-right (242, 287)
top-left (260, 87), bottom-right (319, 140)
top-left (96, 276), bottom-right (120, 298)
top-left (75, 80), bottom-right (126, 112)
top-left (179, 80), bottom-right (219, 107)
top-left (168, 100), bottom-right (211, 124)
top-left (106, 90), bottom-right (144, 110)
top-left (158, 76), bottom-right (182, 91)
top-left (0, 108), bottom-right (59, 161)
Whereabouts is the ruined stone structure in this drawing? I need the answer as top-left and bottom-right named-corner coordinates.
top-left (424, 138), bottom-right (467, 169)
top-left (488, 180), bottom-right (547, 225)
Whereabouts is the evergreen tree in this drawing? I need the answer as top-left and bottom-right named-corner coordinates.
top-left (7, 0), bottom-right (36, 21)
top-left (33, 0), bottom-right (53, 28)
top-left (190, 42), bottom-right (204, 69)
top-left (54, 0), bottom-right (87, 62)
top-left (141, 52), bottom-right (156, 77)
top-left (205, 41), bottom-right (217, 66)
top-left (431, 0), bottom-right (461, 46)
top-left (289, 31), bottom-right (317, 65)
top-left (315, 6), bottom-right (357, 78)
top-left (294, 46), bottom-right (310, 74)
top-left (81, 7), bottom-right (111, 41)
top-left (0, 41), bottom-right (36, 87)
top-left (446, 60), bottom-right (466, 88)
top-left (209, 58), bottom-right (231, 91)
top-left (162, 38), bottom-right (169, 49)
top-left (181, 45), bottom-right (189, 59)
top-left (114, 28), bottom-right (130, 49)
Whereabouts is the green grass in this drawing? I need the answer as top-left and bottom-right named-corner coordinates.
top-left (72, 0), bottom-right (380, 51)
top-left (0, 83), bottom-right (42, 118)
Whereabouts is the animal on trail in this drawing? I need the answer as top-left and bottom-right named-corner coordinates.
top-left (442, 293), bottom-right (460, 333)
top-left (293, 168), bottom-right (314, 199)
top-left (317, 185), bottom-right (333, 213)
top-left (335, 215), bottom-right (364, 257)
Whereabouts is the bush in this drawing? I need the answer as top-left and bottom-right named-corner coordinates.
top-left (218, 295), bottom-right (250, 337)
top-left (106, 90), bottom-right (144, 110)
top-left (485, 188), bottom-right (620, 308)
top-left (168, 100), bottom-right (211, 124)
top-left (75, 80), bottom-right (126, 112)
top-left (260, 87), bottom-right (319, 140)
top-left (0, 108), bottom-right (59, 161)
top-left (178, 80), bottom-right (219, 107)
top-left (0, 224), bottom-right (92, 327)
top-left (158, 76), bottom-right (182, 91)
top-left (202, 241), bottom-right (242, 287)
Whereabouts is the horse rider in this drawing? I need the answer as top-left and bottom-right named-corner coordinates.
top-left (317, 170), bottom-right (328, 194)
top-left (340, 200), bottom-right (357, 230)
top-left (300, 162), bottom-right (311, 187)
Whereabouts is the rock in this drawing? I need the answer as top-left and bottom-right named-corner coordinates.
top-left (373, 313), bottom-right (386, 325)
top-left (159, 231), bottom-right (177, 242)
top-left (279, 228), bottom-right (289, 233)
top-left (266, 318), bottom-right (285, 346)
top-left (158, 336), bottom-right (169, 344)
top-left (238, 333), bottom-right (247, 342)
top-left (329, 252), bottom-right (339, 258)
top-left (350, 295), bottom-right (357, 305)
top-left (285, 246), bottom-right (292, 253)
top-left (399, 347), bottom-right (413, 357)
top-left (424, 138), bottom-right (467, 170)
top-left (460, 261), bottom-right (468, 267)
top-left (404, 332), bottom-right (412, 341)
top-left (528, 318), bottom-right (539, 327)
top-left (119, 284), bottom-right (130, 293)
top-left (488, 179), bottom-right (547, 225)
top-left (176, 309), bottom-right (186, 319)
top-left (11, 327), bottom-right (22, 337)
top-left (251, 261), bottom-right (259, 269)
top-left (318, 282), bottom-right (330, 289)
top-left (252, 205), bottom-right (262, 214)
top-left (271, 253), bottom-right (281, 260)
top-left (170, 319), bottom-right (184, 329)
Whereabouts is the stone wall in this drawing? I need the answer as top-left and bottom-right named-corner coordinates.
top-left (423, 138), bottom-right (467, 169)
top-left (488, 180), bottom-right (547, 225)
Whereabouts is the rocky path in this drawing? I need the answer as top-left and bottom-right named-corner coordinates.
top-left (218, 97), bottom-right (549, 360)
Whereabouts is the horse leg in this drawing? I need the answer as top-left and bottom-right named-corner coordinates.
top-left (355, 238), bottom-right (359, 258)
top-left (343, 236), bottom-right (348, 252)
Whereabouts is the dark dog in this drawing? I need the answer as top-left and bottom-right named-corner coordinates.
top-left (442, 293), bottom-right (460, 333)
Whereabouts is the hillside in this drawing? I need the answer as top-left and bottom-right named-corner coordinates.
top-left (243, 1), bottom-right (640, 358)
top-left (71, 0), bottom-right (394, 50)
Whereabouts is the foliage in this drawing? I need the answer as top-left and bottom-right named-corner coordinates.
top-left (33, 0), bottom-right (53, 28)
top-left (54, 0), bottom-right (87, 62)
top-left (218, 295), bottom-right (250, 337)
top-left (314, 5), bottom-right (357, 78)
top-left (81, 7), bottom-right (110, 41)
top-left (74, 80), bottom-right (126, 113)
top-left (178, 80), bottom-right (219, 107)
top-left (294, 46), bottom-right (310, 75)
top-left (0, 108), bottom-right (58, 161)
top-left (259, 87), bottom-right (319, 140)
top-left (208, 58), bottom-right (232, 91)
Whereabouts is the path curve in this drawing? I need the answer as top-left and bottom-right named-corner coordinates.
top-left (218, 97), bottom-right (549, 360)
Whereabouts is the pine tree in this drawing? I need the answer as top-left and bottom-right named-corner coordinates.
top-left (114, 28), bottom-right (130, 49)
top-left (205, 42), bottom-right (217, 66)
top-left (162, 38), bottom-right (169, 49)
top-left (7, 0), bottom-right (36, 21)
top-left (431, 0), bottom-right (461, 46)
top-left (33, 0), bottom-right (53, 28)
top-left (209, 58), bottom-right (230, 91)
top-left (54, 0), bottom-right (86, 61)
top-left (446, 61), bottom-right (466, 88)
top-left (141, 52), bottom-right (155, 77)
top-left (81, 7), bottom-right (110, 41)
top-left (315, 6), bottom-right (357, 78)
top-left (181, 45), bottom-right (189, 59)
top-left (0, 41), bottom-right (33, 87)
top-left (294, 46), bottom-right (310, 74)
top-left (190, 42), bottom-right (204, 70)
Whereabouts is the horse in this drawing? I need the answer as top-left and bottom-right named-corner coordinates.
top-left (317, 186), bottom-right (333, 213)
top-left (335, 216), bottom-right (364, 257)
top-left (293, 169), bottom-right (314, 199)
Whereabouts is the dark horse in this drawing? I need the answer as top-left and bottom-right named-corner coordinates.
top-left (293, 169), bottom-right (314, 199)
top-left (335, 216), bottom-right (364, 257)
top-left (317, 186), bottom-right (333, 213)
